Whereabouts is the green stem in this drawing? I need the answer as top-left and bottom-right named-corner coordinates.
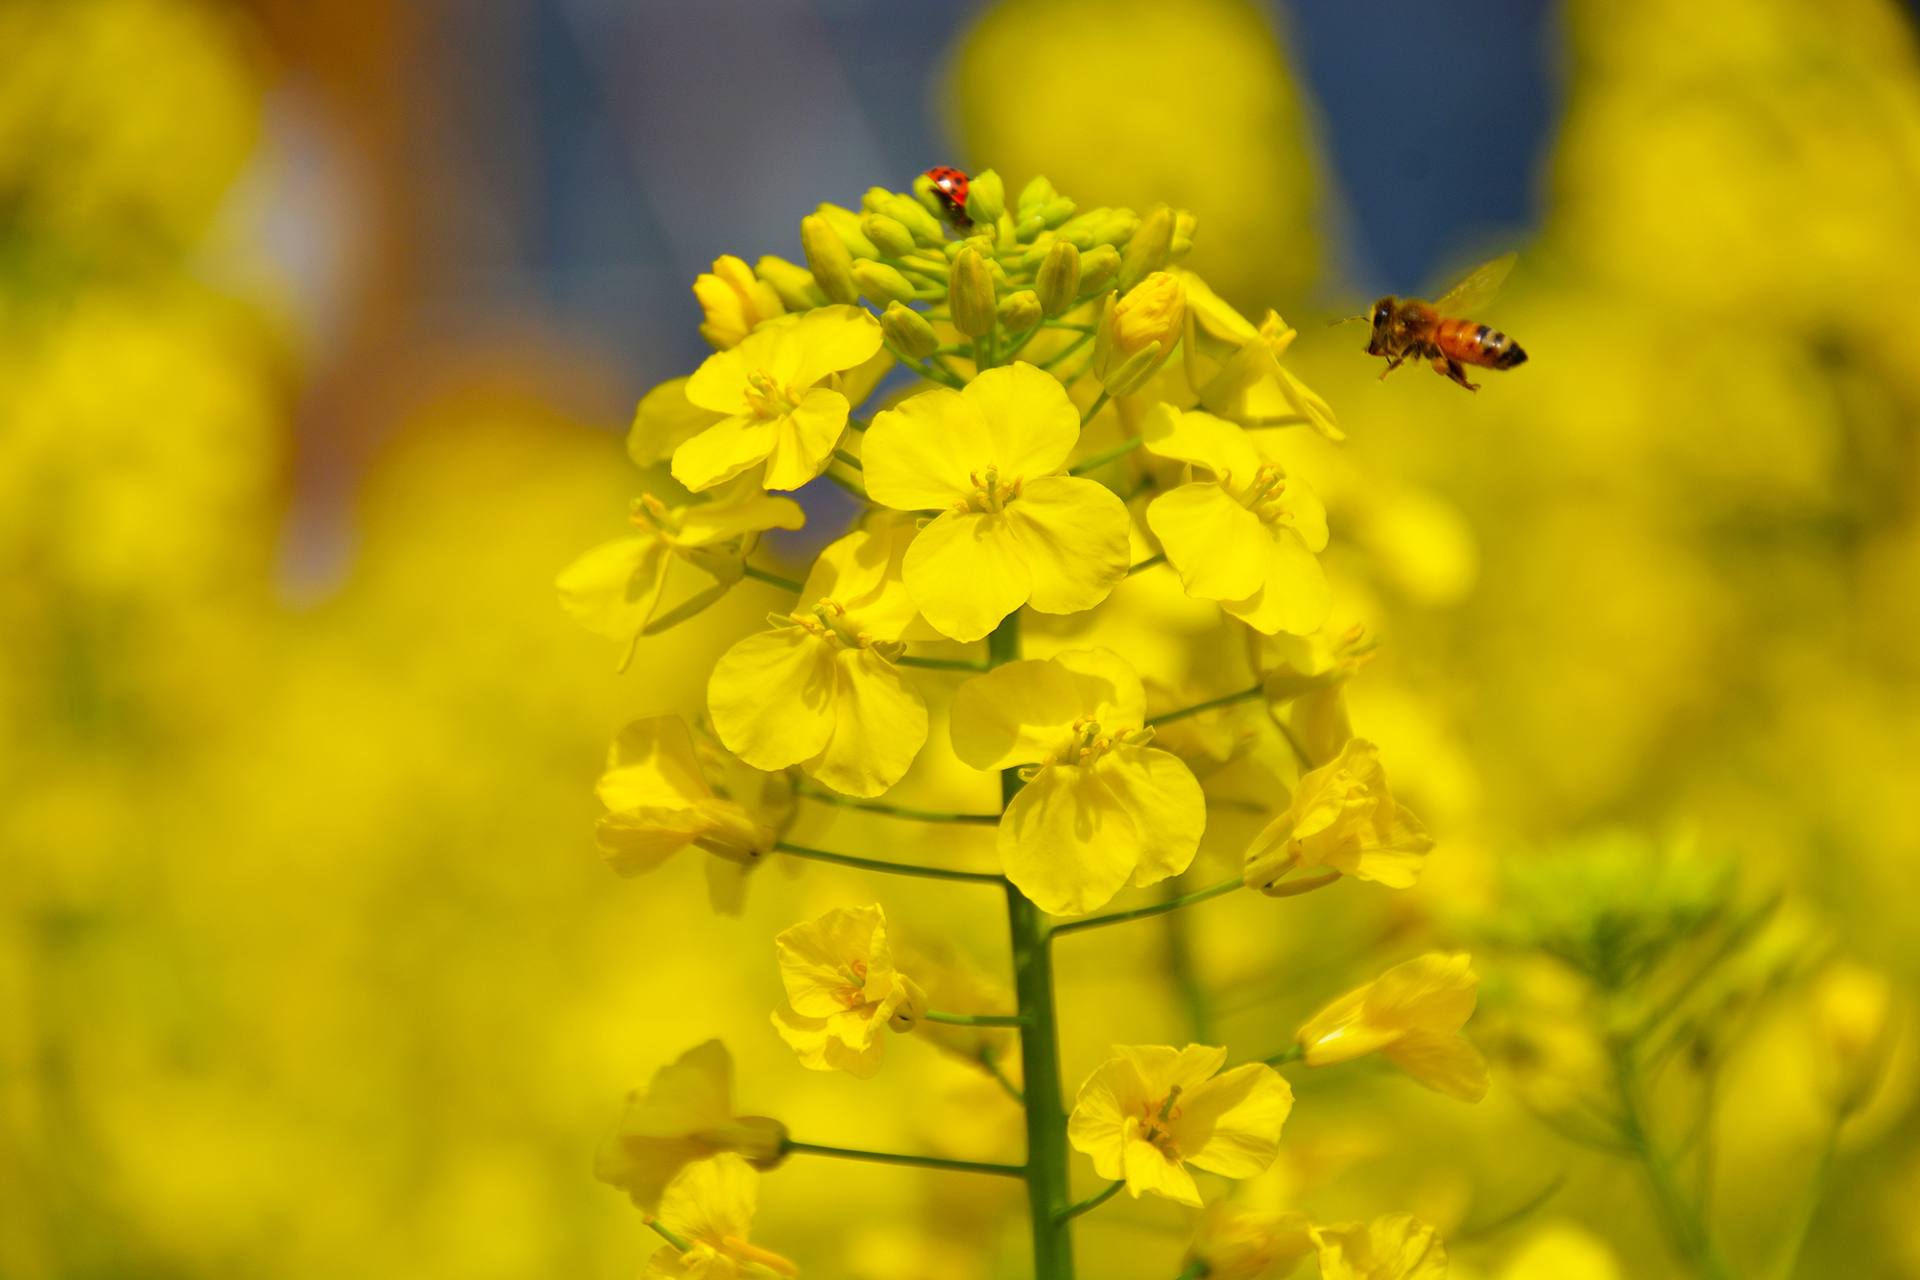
top-left (1038, 331), bottom-right (1094, 372)
top-left (1276, 720), bottom-right (1317, 772)
top-left (932, 352), bottom-right (971, 384)
top-left (1774, 1120), bottom-right (1841, 1280)
top-left (1051, 878), bottom-right (1241, 938)
top-left (782, 1140), bottom-right (1025, 1179)
top-left (885, 342), bottom-right (967, 389)
top-left (1610, 1039), bottom-right (1736, 1280)
top-left (1126, 553), bottom-right (1166, 576)
top-left (993, 612), bottom-right (1078, 1279)
top-left (819, 466), bottom-right (867, 500)
top-left (647, 1219), bottom-right (692, 1252)
top-left (1161, 880), bottom-right (1213, 1041)
top-left (896, 654), bottom-right (992, 672)
top-left (1264, 1044), bottom-right (1305, 1067)
top-left (1453, 1171), bottom-right (1568, 1243)
top-left (741, 564), bottom-right (803, 592)
top-left (924, 1010), bottom-right (1025, 1027)
top-left (1069, 432), bottom-right (1139, 474)
top-left (1145, 685), bottom-right (1264, 728)
top-left (773, 840), bottom-right (1006, 884)
top-left (982, 1051), bottom-right (1026, 1104)
top-left (1078, 390), bottom-right (1112, 428)
top-left (833, 448), bottom-right (864, 471)
top-left (1173, 1264), bottom-right (1206, 1280)
top-left (1055, 1180), bottom-right (1124, 1224)
top-left (794, 786), bottom-right (999, 826)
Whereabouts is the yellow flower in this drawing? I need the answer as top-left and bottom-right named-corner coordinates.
top-left (673, 305), bottom-right (883, 491)
top-left (1066, 1044), bottom-right (1293, 1206)
top-left (594, 715), bottom-right (793, 913)
top-left (1811, 961), bottom-right (1898, 1116)
top-left (950, 648), bottom-right (1206, 915)
top-left (1142, 405), bottom-right (1330, 636)
top-left (596, 1041), bottom-right (787, 1215)
top-left (1094, 270), bottom-right (1186, 395)
top-left (1178, 270), bottom-right (1341, 441)
top-left (1310, 1215), bottom-right (1447, 1280)
top-left (863, 362), bottom-right (1129, 642)
top-left (707, 520), bottom-right (928, 797)
top-left (643, 1154), bottom-right (797, 1279)
top-left (629, 377), bottom-right (724, 468)
top-left (771, 904), bottom-right (924, 1077)
top-left (1184, 1203), bottom-right (1315, 1279)
top-left (1295, 953), bottom-right (1489, 1102)
top-left (556, 484), bottom-right (804, 662)
top-left (694, 254), bottom-right (787, 350)
top-left (1243, 739), bottom-right (1432, 891)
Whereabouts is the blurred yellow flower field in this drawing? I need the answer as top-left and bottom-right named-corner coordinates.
top-left (5, 0), bottom-right (1919, 1277)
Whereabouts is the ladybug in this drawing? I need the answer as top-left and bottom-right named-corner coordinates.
top-left (924, 166), bottom-right (972, 230)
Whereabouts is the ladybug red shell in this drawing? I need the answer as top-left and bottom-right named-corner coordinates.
top-left (924, 166), bottom-right (972, 230)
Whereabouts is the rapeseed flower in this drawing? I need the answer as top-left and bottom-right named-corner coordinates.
top-left (596, 1040), bottom-right (787, 1214)
top-left (556, 484), bottom-right (804, 663)
top-left (950, 648), bottom-right (1205, 914)
top-left (673, 305), bottom-right (883, 491)
top-left (694, 254), bottom-right (786, 350)
top-left (643, 1154), bottom-right (797, 1279)
top-left (1066, 1044), bottom-right (1293, 1206)
top-left (771, 904), bottom-right (925, 1077)
top-left (594, 715), bottom-right (792, 913)
top-left (1179, 270), bottom-right (1340, 441)
top-left (1094, 270), bottom-right (1185, 395)
top-left (1142, 404), bottom-right (1330, 635)
top-left (1243, 739), bottom-right (1433, 892)
top-left (629, 377), bottom-right (724, 467)
top-left (1295, 953), bottom-right (1489, 1102)
top-left (863, 363), bottom-right (1129, 642)
top-left (1310, 1214), bottom-right (1448, 1280)
top-left (1183, 1203), bottom-right (1315, 1279)
top-left (708, 521), bottom-right (927, 797)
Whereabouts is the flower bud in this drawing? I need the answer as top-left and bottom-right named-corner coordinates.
top-left (1038, 195), bottom-right (1076, 228)
top-left (1185, 1205), bottom-right (1314, 1280)
top-left (1015, 212), bottom-right (1050, 242)
top-left (963, 167), bottom-right (1006, 225)
top-left (799, 215), bottom-right (860, 305)
top-left (1095, 271), bottom-right (1185, 394)
top-left (1119, 204), bottom-right (1175, 290)
top-left (888, 977), bottom-right (928, 1032)
top-left (1055, 208), bottom-right (1138, 250)
top-left (1171, 208), bottom-right (1198, 260)
top-left (1079, 243), bottom-right (1121, 295)
top-left (948, 244), bottom-right (997, 337)
top-left (1813, 962), bottom-right (1898, 1117)
top-left (881, 302), bottom-right (939, 359)
top-left (1016, 173), bottom-right (1057, 216)
top-left (753, 254), bottom-right (826, 310)
top-left (693, 255), bottom-right (786, 350)
top-left (703, 1116), bottom-right (790, 1169)
top-left (880, 193), bottom-right (948, 246)
top-left (860, 212), bottom-right (917, 259)
top-left (851, 259), bottom-right (919, 307)
top-left (998, 289), bottom-right (1042, 332)
top-left (811, 202), bottom-right (879, 257)
top-left (859, 185), bottom-right (892, 213)
top-left (1035, 240), bottom-right (1082, 317)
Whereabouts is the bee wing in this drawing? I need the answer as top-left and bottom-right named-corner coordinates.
top-left (1432, 252), bottom-right (1517, 316)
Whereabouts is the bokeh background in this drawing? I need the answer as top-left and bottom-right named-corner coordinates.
top-left (5, 0), bottom-right (1920, 1276)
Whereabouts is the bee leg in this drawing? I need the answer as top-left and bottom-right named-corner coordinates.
top-left (1377, 355), bottom-right (1407, 381)
top-left (1434, 355), bottom-right (1479, 391)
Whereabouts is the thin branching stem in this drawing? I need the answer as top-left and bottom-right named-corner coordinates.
top-left (783, 1140), bottom-right (1026, 1179)
top-left (773, 840), bottom-right (1005, 884)
top-left (1054, 1180), bottom-right (1124, 1224)
top-left (741, 564), bottom-right (803, 592)
top-left (923, 1010), bottom-right (1025, 1027)
top-left (1145, 684), bottom-right (1264, 728)
top-left (1078, 390), bottom-right (1112, 427)
top-left (794, 786), bottom-right (999, 826)
top-left (981, 1051), bottom-right (1025, 1105)
top-left (1051, 878), bottom-right (1242, 938)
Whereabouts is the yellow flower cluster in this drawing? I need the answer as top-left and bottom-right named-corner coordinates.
top-left (563, 169), bottom-right (1468, 1277)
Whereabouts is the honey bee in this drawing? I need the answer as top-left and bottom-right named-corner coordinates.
top-left (1356, 253), bottom-right (1527, 391)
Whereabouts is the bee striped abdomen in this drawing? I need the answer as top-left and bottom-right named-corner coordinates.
top-left (1436, 317), bottom-right (1527, 370)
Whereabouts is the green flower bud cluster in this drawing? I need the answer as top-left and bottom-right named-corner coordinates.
top-left (775, 169), bottom-right (1194, 377)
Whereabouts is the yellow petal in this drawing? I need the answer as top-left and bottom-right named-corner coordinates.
top-left (1055, 647), bottom-right (1147, 730)
top-left (672, 414), bottom-right (777, 492)
top-left (684, 344), bottom-right (755, 415)
top-left (1145, 483), bottom-right (1267, 602)
top-left (863, 387), bottom-right (980, 509)
top-left (1384, 1030), bottom-right (1490, 1102)
top-left (1114, 1044), bottom-right (1228, 1099)
top-left (597, 716), bottom-right (713, 811)
top-left (800, 522), bottom-right (919, 643)
top-left (1296, 988), bottom-right (1400, 1066)
top-left (655, 1152), bottom-right (759, 1249)
top-left (623, 1039), bottom-right (734, 1138)
top-left (675, 485), bottom-right (806, 544)
top-left (805, 648), bottom-right (927, 797)
top-left (775, 904), bottom-right (887, 1017)
top-left (1177, 1062), bottom-right (1292, 1179)
top-left (1365, 953), bottom-right (1479, 1035)
top-left (556, 536), bottom-right (670, 641)
top-left (1141, 403), bottom-right (1263, 480)
top-left (783, 304), bottom-right (885, 387)
top-left (1100, 746), bottom-right (1206, 888)
top-left (1122, 1131), bottom-right (1202, 1206)
top-left (904, 510), bottom-right (1031, 642)
top-left (595, 808), bottom-right (704, 877)
top-left (762, 386), bottom-right (849, 491)
top-left (1006, 475), bottom-right (1129, 615)
top-left (1221, 530), bottom-right (1331, 636)
top-left (963, 361), bottom-right (1080, 479)
top-left (708, 628), bottom-right (835, 771)
top-left (949, 658), bottom-right (1096, 770)
top-left (1066, 1057), bottom-right (1141, 1179)
top-left (630, 377), bottom-right (724, 467)
top-left (998, 764), bottom-right (1139, 915)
